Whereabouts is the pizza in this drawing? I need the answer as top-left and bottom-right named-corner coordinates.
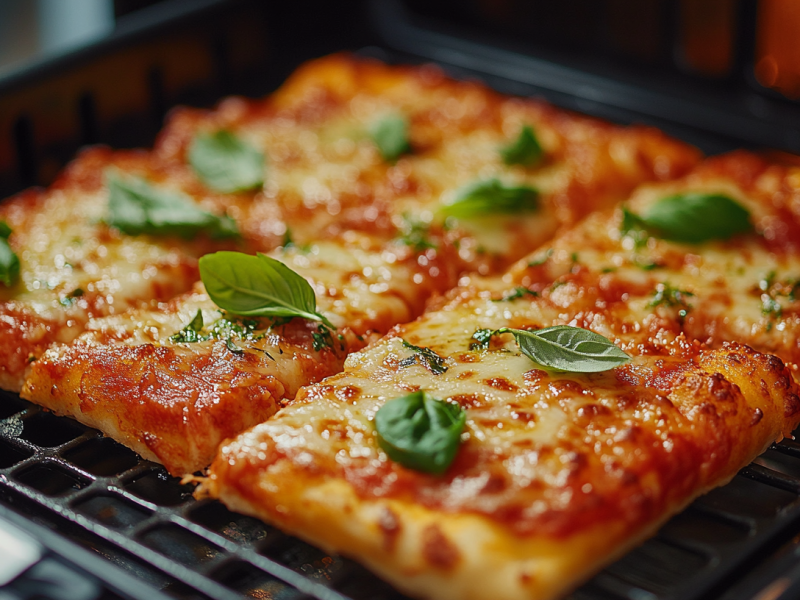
top-left (10, 54), bottom-right (699, 475)
top-left (200, 149), bottom-right (800, 599)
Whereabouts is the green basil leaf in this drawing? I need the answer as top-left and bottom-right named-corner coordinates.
top-left (199, 251), bottom-right (333, 329)
top-left (629, 193), bottom-right (752, 244)
top-left (369, 114), bottom-right (411, 162)
top-left (107, 172), bottom-right (239, 239)
top-left (500, 125), bottom-right (543, 167)
top-left (440, 178), bottom-right (538, 219)
top-left (498, 325), bottom-right (630, 372)
top-left (375, 391), bottom-right (466, 475)
top-left (188, 130), bottom-right (265, 193)
top-left (0, 231), bottom-right (19, 287)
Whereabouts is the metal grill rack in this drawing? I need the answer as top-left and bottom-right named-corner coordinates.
top-left (4, 392), bottom-right (800, 600)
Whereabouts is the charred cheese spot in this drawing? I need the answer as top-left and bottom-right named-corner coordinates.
top-left (421, 524), bottom-right (461, 571)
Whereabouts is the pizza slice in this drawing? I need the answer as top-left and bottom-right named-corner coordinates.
top-left (16, 54), bottom-right (700, 475)
top-left (155, 53), bottom-right (701, 272)
top-left (201, 280), bottom-right (800, 600)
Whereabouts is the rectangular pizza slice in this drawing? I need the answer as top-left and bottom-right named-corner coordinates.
top-left (201, 283), bottom-right (800, 600)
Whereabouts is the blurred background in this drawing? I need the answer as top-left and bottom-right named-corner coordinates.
top-left (4, 0), bottom-right (800, 97)
top-left (1, 0), bottom-right (800, 194)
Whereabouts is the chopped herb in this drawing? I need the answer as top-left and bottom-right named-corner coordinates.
top-left (59, 288), bottom-right (85, 307)
top-left (169, 310), bottom-right (264, 352)
top-left (759, 271), bottom-right (776, 293)
top-left (527, 248), bottom-right (553, 267)
top-left (399, 339), bottom-right (448, 375)
top-left (0, 221), bottom-right (19, 287)
top-left (494, 287), bottom-right (538, 302)
top-left (470, 328), bottom-right (495, 351)
top-left (312, 324), bottom-right (345, 352)
top-left (600, 267), bottom-right (617, 273)
top-left (500, 125), bottom-right (544, 167)
top-left (762, 295), bottom-right (783, 319)
top-left (635, 259), bottom-right (661, 271)
top-left (757, 271), bottom-right (800, 321)
top-left (648, 283), bottom-right (694, 323)
top-left (648, 283), bottom-right (694, 309)
top-left (397, 215), bottom-right (436, 252)
top-left (170, 309), bottom-right (205, 343)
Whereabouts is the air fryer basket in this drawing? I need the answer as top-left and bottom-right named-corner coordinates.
top-left (3, 1), bottom-right (800, 599)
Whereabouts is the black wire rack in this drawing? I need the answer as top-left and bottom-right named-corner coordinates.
top-left (5, 392), bottom-right (800, 600)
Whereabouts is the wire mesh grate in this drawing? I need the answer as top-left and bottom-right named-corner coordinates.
top-left (3, 395), bottom-right (800, 600)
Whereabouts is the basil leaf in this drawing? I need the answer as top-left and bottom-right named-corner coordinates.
top-left (497, 325), bottom-right (630, 372)
top-left (369, 114), bottom-right (411, 162)
top-left (628, 193), bottom-right (751, 244)
top-left (375, 391), bottom-right (466, 475)
top-left (500, 125), bottom-right (543, 167)
top-left (440, 178), bottom-right (538, 219)
top-left (199, 251), bottom-right (333, 329)
top-left (188, 130), bottom-right (265, 193)
top-left (0, 222), bottom-right (19, 287)
top-left (107, 172), bottom-right (239, 239)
